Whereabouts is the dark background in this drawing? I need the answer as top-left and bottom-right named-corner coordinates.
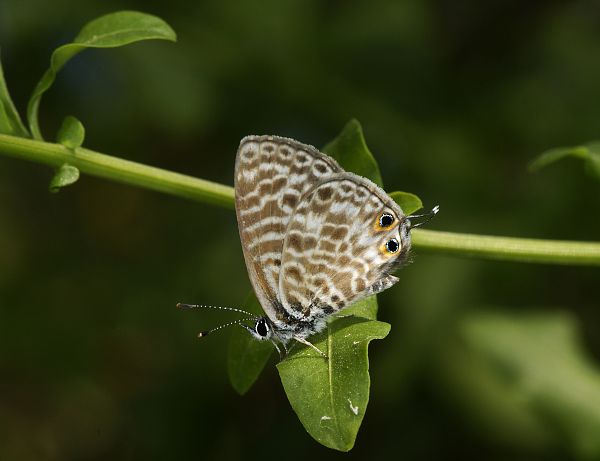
top-left (1, 1), bottom-right (599, 460)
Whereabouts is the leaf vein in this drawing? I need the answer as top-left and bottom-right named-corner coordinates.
top-left (77, 27), bottom-right (171, 46)
top-left (327, 324), bottom-right (342, 439)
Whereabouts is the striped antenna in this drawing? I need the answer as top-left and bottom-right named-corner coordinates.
top-left (197, 318), bottom-right (256, 338)
top-left (176, 303), bottom-right (256, 317)
top-left (408, 205), bottom-right (439, 229)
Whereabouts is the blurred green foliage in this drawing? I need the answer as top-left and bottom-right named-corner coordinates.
top-left (0, 1), bottom-right (599, 460)
top-left (530, 142), bottom-right (600, 181)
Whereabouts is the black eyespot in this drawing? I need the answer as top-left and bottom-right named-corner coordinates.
top-left (386, 238), bottom-right (400, 253)
top-left (256, 319), bottom-right (269, 337)
top-left (379, 213), bottom-right (394, 228)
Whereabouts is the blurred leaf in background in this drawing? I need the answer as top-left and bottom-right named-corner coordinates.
top-left (436, 309), bottom-right (600, 459)
top-left (529, 142), bottom-right (600, 181)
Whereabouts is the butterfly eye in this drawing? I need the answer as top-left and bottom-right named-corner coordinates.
top-left (379, 213), bottom-right (395, 228)
top-left (385, 238), bottom-right (400, 253)
top-left (255, 318), bottom-right (270, 337)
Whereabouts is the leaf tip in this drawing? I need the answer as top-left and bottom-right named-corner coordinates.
top-left (49, 163), bottom-right (80, 193)
top-left (389, 190), bottom-right (423, 216)
top-left (57, 115), bottom-right (85, 149)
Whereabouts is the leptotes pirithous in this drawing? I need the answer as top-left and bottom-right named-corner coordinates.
top-left (232, 135), bottom-right (416, 357)
top-left (179, 135), bottom-right (436, 357)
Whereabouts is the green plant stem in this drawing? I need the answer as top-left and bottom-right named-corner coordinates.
top-left (1, 133), bottom-right (599, 266)
top-left (412, 229), bottom-right (600, 266)
top-left (0, 133), bottom-right (233, 209)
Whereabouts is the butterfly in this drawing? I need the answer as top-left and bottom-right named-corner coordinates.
top-left (179, 135), bottom-right (437, 358)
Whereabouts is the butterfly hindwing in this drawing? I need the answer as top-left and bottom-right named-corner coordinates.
top-left (234, 136), bottom-right (343, 322)
top-left (278, 173), bottom-right (411, 321)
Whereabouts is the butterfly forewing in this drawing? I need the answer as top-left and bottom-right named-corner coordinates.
top-left (234, 136), bottom-right (343, 323)
top-left (278, 173), bottom-right (410, 320)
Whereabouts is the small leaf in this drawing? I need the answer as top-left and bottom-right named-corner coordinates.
top-left (277, 297), bottom-right (390, 452)
top-left (0, 51), bottom-right (29, 137)
top-left (529, 143), bottom-right (600, 181)
top-left (57, 116), bottom-right (85, 149)
top-left (49, 163), bottom-right (80, 193)
top-left (389, 191), bottom-right (423, 216)
top-left (73, 10), bottom-right (177, 46)
top-left (227, 294), bottom-right (274, 395)
top-left (27, 11), bottom-right (177, 140)
top-left (323, 119), bottom-right (383, 186)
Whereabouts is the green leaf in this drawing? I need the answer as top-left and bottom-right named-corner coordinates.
top-left (277, 296), bottom-right (390, 452)
top-left (340, 295), bottom-right (378, 320)
top-left (227, 293), bottom-right (380, 397)
top-left (529, 143), bottom-right (600, 181)
top-left (49, 163), bottom-right (80, 193)
top-left (389, 191), bottom-right (423, 216)
top-left (440, 309), bottom-right (600, 459)
top-left (0, 51), bottom-right (29, 137)
top-left (57, 116), bottom-right (85, 149)
top-left (323, 119), bottom-right (384, 186)
top-left (227, 294), bottom-right (274, 395)
top-left (27, 11), bottom-right (177, 140)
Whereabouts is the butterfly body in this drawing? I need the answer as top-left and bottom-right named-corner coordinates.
top-left (235, 135), bottom-right (412, 355)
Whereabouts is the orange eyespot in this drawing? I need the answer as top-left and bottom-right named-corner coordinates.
top-left (385, 238), bottom-right (400, 253)
top-left (377, 213), bottom-right (395, 229)
top-left (379, 237), bottom-right (401, 256)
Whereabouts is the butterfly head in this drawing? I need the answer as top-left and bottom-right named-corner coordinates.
top-left (376, 205), bottom-right (439, 273)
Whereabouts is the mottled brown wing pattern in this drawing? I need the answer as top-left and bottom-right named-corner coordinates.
top-left (234, 136), bottom-right (343, 322)
top-left (278, 173), bottom-right (411, 322)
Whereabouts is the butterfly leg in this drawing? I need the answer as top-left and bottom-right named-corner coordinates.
top-left (293, 336), bottom-right (328, 359)
top-left (271, 340), bottom-right (284, 360)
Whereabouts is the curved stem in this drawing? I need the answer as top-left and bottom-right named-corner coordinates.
top-left (1, 133), bottom-right (599, 266)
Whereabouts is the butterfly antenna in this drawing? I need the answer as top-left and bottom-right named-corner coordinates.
top-left (408, 205), bottom-right (440, 229)
top-left (197, 318), bottom-right (256, 338)
top-left (176, 303), bottom-right (256, 317)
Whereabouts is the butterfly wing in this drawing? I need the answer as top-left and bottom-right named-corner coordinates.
top-left (278, 173), bottom-right (411, 320)
top-left (234, 135), bottom-right (343, 322)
